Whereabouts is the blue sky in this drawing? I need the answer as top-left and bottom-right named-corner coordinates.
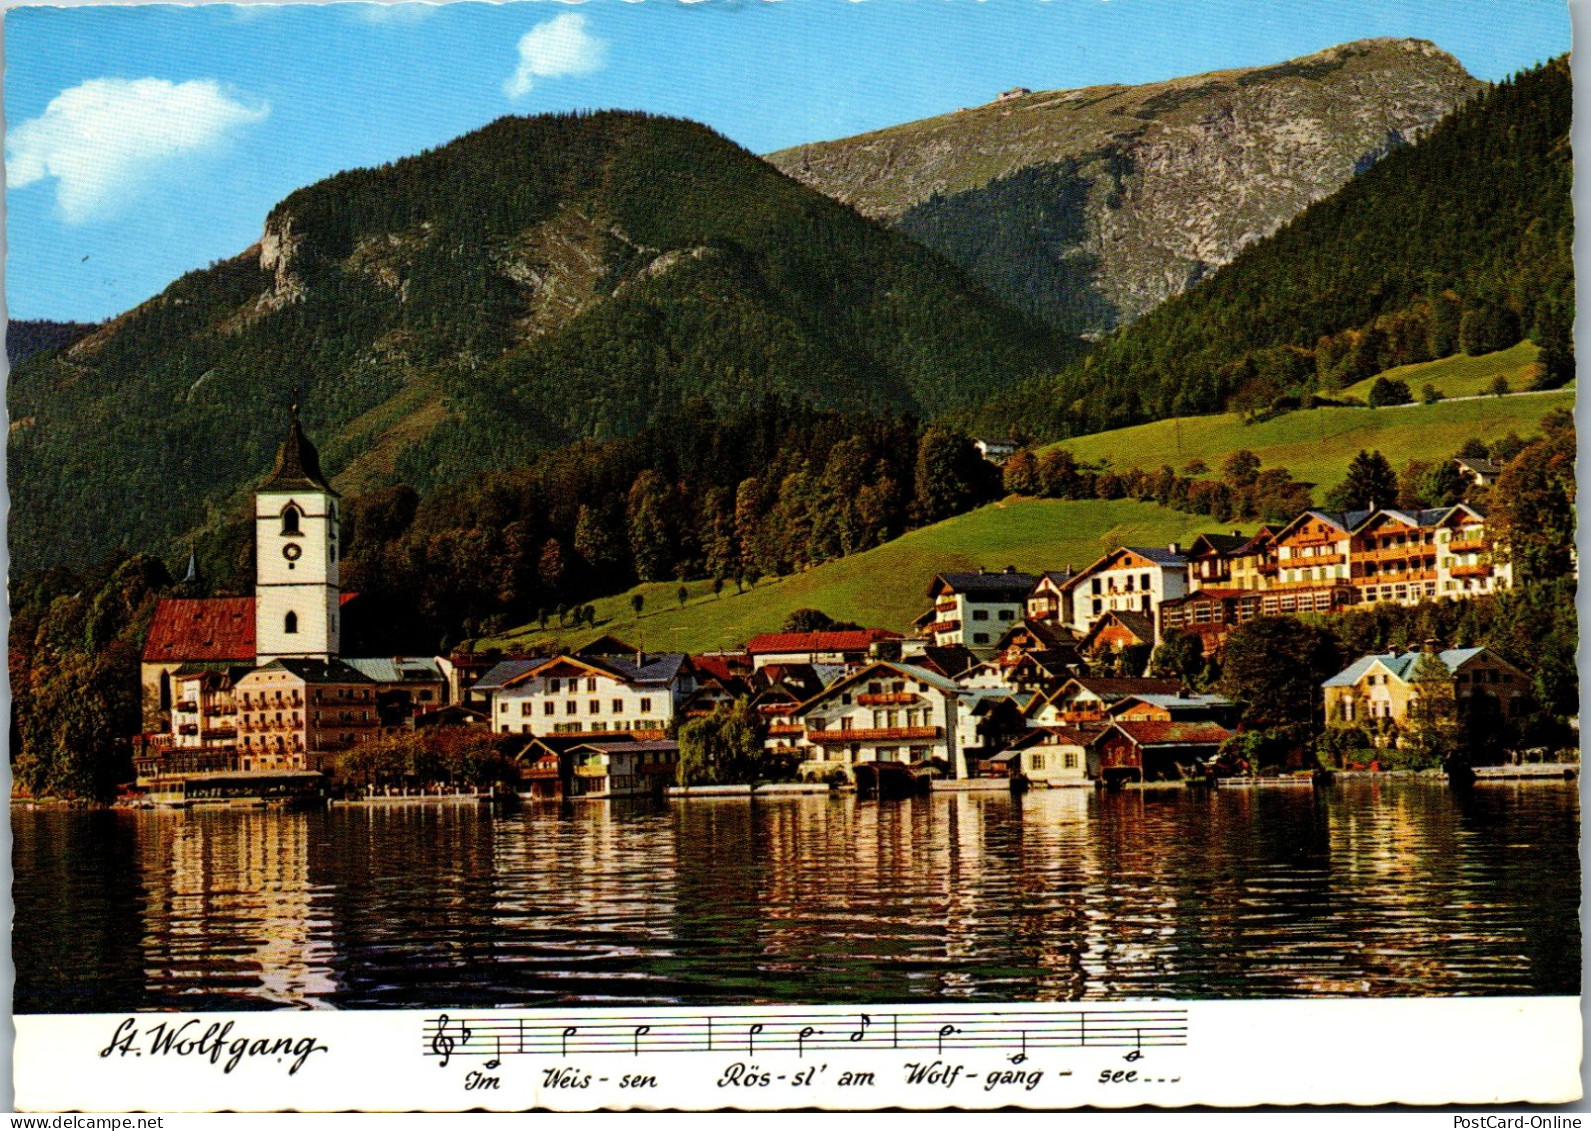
top-left (4, 0), bottom-right (1573, 322)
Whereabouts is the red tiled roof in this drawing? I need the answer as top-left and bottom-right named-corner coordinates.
top-left (691, 653), bottom-right (749, 683)
top-left (142, 597), bottom-right (256, 663)
top-left (745, 629), bottom-right (901, 655)
top-left (1109, 721), bottom-right (1232, 747)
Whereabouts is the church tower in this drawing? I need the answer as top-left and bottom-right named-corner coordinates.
top-left (255, 395), bottom-right (340, 664)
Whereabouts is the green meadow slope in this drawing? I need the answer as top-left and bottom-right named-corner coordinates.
top-left (1051, 386), bottom-right (1574, 489)
top-left (481, 498), bottom-right (1241, 655)
top-left (1339, 342), bottom-right (1548, 400)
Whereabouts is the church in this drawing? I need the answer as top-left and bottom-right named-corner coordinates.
top-left (136, 403), bottom-right (450, 802)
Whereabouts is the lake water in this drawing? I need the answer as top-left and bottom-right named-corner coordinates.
top-left (12, 780), bottom-right (1580, 1013)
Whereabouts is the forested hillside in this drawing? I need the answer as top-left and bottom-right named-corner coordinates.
top-left (962, 57), bottom-right (1573, 440)
top-left (8, 111), bottom-right (1070, 572)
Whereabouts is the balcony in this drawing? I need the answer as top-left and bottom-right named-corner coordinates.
top-left (174, 700), bottom-right (198, 713)
top-left (806, 726), bottom-right (942, 745)
top-left (550, 728), bottom-right (668, 741)
top-left (1448, 538), bottom-right (1488, 553)
top-left (767, 723), bottom-right (804, 737)
top-left (1450, 563), bottom-right (1494, 579)
top-left (932, 620), bottom-right (962, 635)
top-left (1358, 569), bottom-right (1437, 585)
top-left (857, 693), bottom-right (919, 706)
top-left (935, 598), bottom-right (960, 613)
top-left (1290, 552), bottom-right (1345, 566)
top-left (574, 764), bottom-right (608, 778)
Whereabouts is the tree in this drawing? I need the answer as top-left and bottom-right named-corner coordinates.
top-left (1401, 649), bottom-right (1462, 769)
top-left (1221, 449), bottom-right (1261, 489)
top-left (538, 538), bottom-right (567, 595)
top-left (627, 470), bottom-right (676, 583)
top-left (1367, 376), bottom-right (1412, 407)
top-left (1490, 432), bottom-right (1575, 583)
top-left (1219, 616), bottom-right (1341, 731)
top-left (1489, 374), bottom-right (1511, 397)
top-left (1148, 629), bottom-right (1207, 688)
top-left (1421, 383), bottom-right (1443, 405)
top-left (677, 700), bottom-right (769, 785)
top-left (1324, 450), bottom-right (1398, 512)
top-left (913, 426), bottom-right (994, 523)
top-left (676, 585), bottom-right (689, 610)
top-left (630, 593), bottom-right (645, 619)
top-left (780, 608), bottom-right (859, 634)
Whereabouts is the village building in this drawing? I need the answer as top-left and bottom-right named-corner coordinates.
top-left (1025, 569), bottom-right (1077, 626)
top-left (342, 656), bottom-right (448, 721)
top-left (1077, 610), bottom-right (1157, 672)
top-left (992, 725), bottom-right (1096, 785)
top-left (787, 661), bottom-right (970, 781)
top-left (973, 437), bottom-right (1020, 463)
top-left (904, 644), bottom-right (981, 681)
top-left (1061, 546), bottom-right (1188, 639)
top-left (1157, 588), bottom-right (1262, 656)
top-left (1262, 510), bottom-right (1361, 615)
top-left (1184, 532), bottom-right (1254, 592)
top-left (1431, 504), bottom-right (1512, 597)
top-left (567, 739), bottom-right (680, 799)
top-left (1346, 506), bottom-right (1445, 606)
top-left (489, 652), bottom-right (695, 739)
top-left (1088, 720), bottom-right (1233, 784)
top-left (920, 568), bottom-right (1039, 649)
top-left (233, 659), bottom-right (381, 774)
top-left (1107, 690), bottom-right (1241, 728)
top-left (1027, 676), bottom-right (1184, 725)
top-left (1322, 646), bottom-right (1529, 728)
top-left (1454, 456), bottom-right (1502, 488)
top-left (744, 628), bottom-right (901, 671)
top-left (1228, 526), bottom-right (1282, 591)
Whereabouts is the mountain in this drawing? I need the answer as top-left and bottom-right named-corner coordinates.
top-left (767, 39), bottom-right (1479, 337)
top-left (5, 319), bottom-right (96, 366)
top-left (960, 57), bottom-right (1572, 441)
top-left (8, 111), bottom-right (1072, 572)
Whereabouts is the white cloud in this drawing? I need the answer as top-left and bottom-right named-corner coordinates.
top-left (7, 77), bottom-right (269, 224)
top-left (352, 3), bottom-right (438, 25)
top-left (503, 12), bottom-right (607, 100)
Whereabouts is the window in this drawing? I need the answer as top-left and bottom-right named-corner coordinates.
top-left (284, 611), bottom-right (298, 634)
top-left (521, 702), bottom-right (532, 717)
top-left (1063, 752), bottom-right (1078, 770)
top-left (1031, 753), bottom-right (1046, 771)
top-left (972, 609), bottom-right (989, 622)
top-left (281, 504), bottom-right (303, 535)
top-left (998, 609), bottom-right (1014, 621)
top-left (589, 700), bottom-right (600, 714)
top-left (549, 678), bottom-right (561, 692)
top-left (499, 703), bottom-right (509, 715)
top-left (544, 702), bottom-right (555, 716)
top-left (566, 701), bottom-right (578, 715)
top-left (639, 698), bottom-right (653, 714)
top-left (587, 678), bottom-right (598, 693)
top-left (612, 698), bottom-right (624, 713)
top-left (974, 633), bottom-right (989, 644)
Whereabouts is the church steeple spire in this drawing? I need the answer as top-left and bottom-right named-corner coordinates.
top-left (262, 386), bottom-right (335, 495)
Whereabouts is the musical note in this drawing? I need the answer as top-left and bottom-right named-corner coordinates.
top-left (429, 1013), bottom-right (471, 1069)
top-left (561, 1026), bottom-right (578, 1058)
top-left (797, 1026), bottom-right (816, 1058)
top-left (1124, 1028), bottom-right (1143, 1063)
top-left (748, 1022), bottom-right (764, 1055)
top-left (1008, 1031), bottom-right (1028, 1065)
top-left (848, 1014), bottom-right (872, 1044)
top-left (937, 1024), bottom-right (961, 1055)
top-left (485, 1031), bottom-right (502, 1070)
top-left (633, 1025), bottom-right (651, 1057)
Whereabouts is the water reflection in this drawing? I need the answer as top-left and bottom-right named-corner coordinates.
top-left (11, 781), bottom-right (1579, 1013)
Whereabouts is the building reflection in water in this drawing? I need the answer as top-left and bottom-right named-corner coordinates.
top-left (11, 781), bottom-right (1579, 1012)
top-left (138, 809), bottom-right (338, 1008)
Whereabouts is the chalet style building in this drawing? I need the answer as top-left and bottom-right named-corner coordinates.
top-left (1062, 546), bottom-right (1188, 639)
top-left (1322, 646), bottom-right (1529, 727)
top-left (1027, 677), bottom-right (1184, 725)
top-left (1026, 570), bottom-right (1077, 625)
top-left (489, 651), bottom-right (696, 739)
top-left (1087, 720), bottom-right (1233, 784)
top-left (745, 629), bottom-right (900, 670)
top-left (782, 660), bottom-right (972, 781)
top-left (994, 725), bottom-right (1095, 785)
top-left (920, 569), bottom-right (1038, 648)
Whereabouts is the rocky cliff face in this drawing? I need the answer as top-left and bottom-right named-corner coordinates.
top-left (767, 39), bottom-right (1479, 336)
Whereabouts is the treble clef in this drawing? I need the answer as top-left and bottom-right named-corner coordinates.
top-left (431, 1013), bottom-right (470, 1068)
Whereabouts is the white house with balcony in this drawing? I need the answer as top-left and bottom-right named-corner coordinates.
top-left (490, 652), bottom-right (695, 739)
top-left (786, 661), bottom-right (970, 781)
top-left (920, 569), bottom-right (1038, 649)
top-left (1061, 546), bottom-right (1189, 639)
